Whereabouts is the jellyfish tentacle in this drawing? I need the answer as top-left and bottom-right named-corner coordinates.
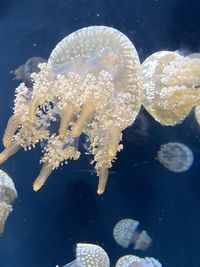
top-left (59, 103), bottom-right (74, 139)
top-left (29, 97), bottom-right (41, 123)
top-left (107, 126), bottom-right (121, 158)
top-left (3, 114), bottom-right (21, 148)
top-left (71, 99), bottom-right (97, 137)
top-left (0, 141), bottom-right (21, 164)
top-left (33, 162), bottom-right (53, 191)
top-left (97, 167), bottom-right (109, 195)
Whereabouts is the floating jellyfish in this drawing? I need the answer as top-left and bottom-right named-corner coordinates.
top-left (0, 169), bottom-right (17, 235)
top-left (113, 218), bottom-right (152, 250)
top-left (157, 142), bottom-right (194, 172)
top-left (11, 56), bottom-right (47, 86)
top-left (142, 51), bottom-right (200, 125)
top-left (56, 243), bottom-right (110, 267)
top-left (1, 26), bottom-right (142, 194)
top-left (115, 255), bottom-right (162, 267)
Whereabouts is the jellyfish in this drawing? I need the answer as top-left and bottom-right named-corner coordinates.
top-left (11, 56), bottom-right (47, 86)
top-left (113, 218), bottom-right (152, 250)
top-left (142, 51), bottom-right (200, 125)
top-left (0, 169), bottom-right (17, 235)
top-left (56, 243), bottom-right (110, 267)
top-left (1, 26), bottom-right (142, 194)
top-left (115, 255), bottom-right (162, 267)
top-left (157, 142), bottom-right (193, 172)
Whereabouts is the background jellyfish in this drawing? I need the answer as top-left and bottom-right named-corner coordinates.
top-left (115, 255), bottom-right (162, 267)
top-left (157, 142), bottom-right (194, 172)
top-left (113, 218), bottom-right (152, 250)
top-left (142, 51), bottom-right (200, 125)
top-left (1, 26), bottom-right (142, 195)
top-left (56, 243), bottom-right (110, 267)
top-left (11, 56), bottom-right (47, 87)
top-left (0, 169), bottom-right (17, 235)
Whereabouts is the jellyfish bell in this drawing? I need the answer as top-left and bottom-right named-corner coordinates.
top-left (142, 50), bottom-right (200, 125)
top-left (1, 26), bottom-right (142, 195)
top-left (113, 218), bottom-right (152, 250)
top-left (115, 255), bottom-right (162, 267)
top-left (157, 142), bottom-right (194, 172)
top-left (56, 243), bottom-right (110, 267)
top-left (0, 169), bottom-right (17, 235)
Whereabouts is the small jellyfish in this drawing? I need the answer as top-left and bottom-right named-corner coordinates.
top-left (115, 255), bottom-right (162, 267)
top-left (113, 218), bottom-right (152, 250)
top-left (157, 142), bottom-right (194, 172)
top-left (142, 51), bottom-right (200, 125)
top-left (11, 57), bottom-right (47, 86)
top-left (56, 243), bottom-right (110, 267)
top-left (0, 169), bottom-right (17, 235)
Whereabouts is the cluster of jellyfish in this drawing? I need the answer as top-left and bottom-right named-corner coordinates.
top-left (0, 25), bottom-right (198, 194)
top-left (1, 25), bottom-right (200, 265)
top-left (55, 242), bottom-right (162, 267)
top-left (0, 25), bottom-right (198, 196)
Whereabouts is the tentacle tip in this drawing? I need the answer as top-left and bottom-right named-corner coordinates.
top-left (33, 182), bottom-right (42, 192)
top-left (97, 188), bottom-right (105, 195)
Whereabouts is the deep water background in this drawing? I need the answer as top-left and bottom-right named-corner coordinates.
top-left (0, 0), bottom-right (200, 266)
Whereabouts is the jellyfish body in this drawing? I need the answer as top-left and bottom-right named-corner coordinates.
top-left (56, 243), bottom-right (110, 267)
top-left (1, 26), bottom-right (142, 194)
top-left (0, 169), bottom-right (17, 235)
top-left (142, 51), bottom-right (200, 125)
top-left (157, 142), bottom-right (193, 172)
top-left (113, 218), bottom-right (152, 250)
top-left (115, 255), bottom-right (162, 267)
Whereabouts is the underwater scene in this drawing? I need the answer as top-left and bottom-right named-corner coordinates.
top-left (0, 0), bottom-right (200, 266)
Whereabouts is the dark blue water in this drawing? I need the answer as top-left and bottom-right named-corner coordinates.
top-left (0, 1), bottom-right (200, 266)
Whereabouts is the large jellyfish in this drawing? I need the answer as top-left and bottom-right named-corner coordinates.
top-left (115, 255), bottom-right (162, 267)
top-left (113, 218), bottom-right (152, 250)
top-left (142, 51), bottom-right (200, 125)
top-left (0, 169), bottom-right (17, 235)
top-left (157, 142), bottom-right (193, 172)
top-left (0, 26), bottom-right (142, 194)
top-left (56, 243), bottom-right (110, 267)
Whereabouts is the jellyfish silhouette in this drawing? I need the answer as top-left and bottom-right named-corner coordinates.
top-left (11, 57), bottom-right (47, 86)
top-left (1, 26), bottom-right (142, 195)
top-left (115, 254), bottom-right (162, 267)
top-left (142, 51), bottom-right (200, 125)
top-left (0, 169), bottom-right (17, 235)
top-left (113, 218), bottom-right (152, 250)
top-left (56, 243), bottom-right (110, 267)
top-left (157, 142), bottom-right (193, 172)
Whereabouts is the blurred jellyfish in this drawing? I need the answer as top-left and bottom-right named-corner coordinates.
top-left (0, 169), bottom-right (17, 235)
top-left (115, 255), bottom-right (162, 267)
top-left (157, 142), bottom-right (194, 172)
top-left (142, 51), bottom-right (200, 125)
top-left (56, 243), bottom-right (110, 267)
top-left (11, 57), bottom-right (47, 86)
top-left (113, 218), bottom-right (152, 250)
